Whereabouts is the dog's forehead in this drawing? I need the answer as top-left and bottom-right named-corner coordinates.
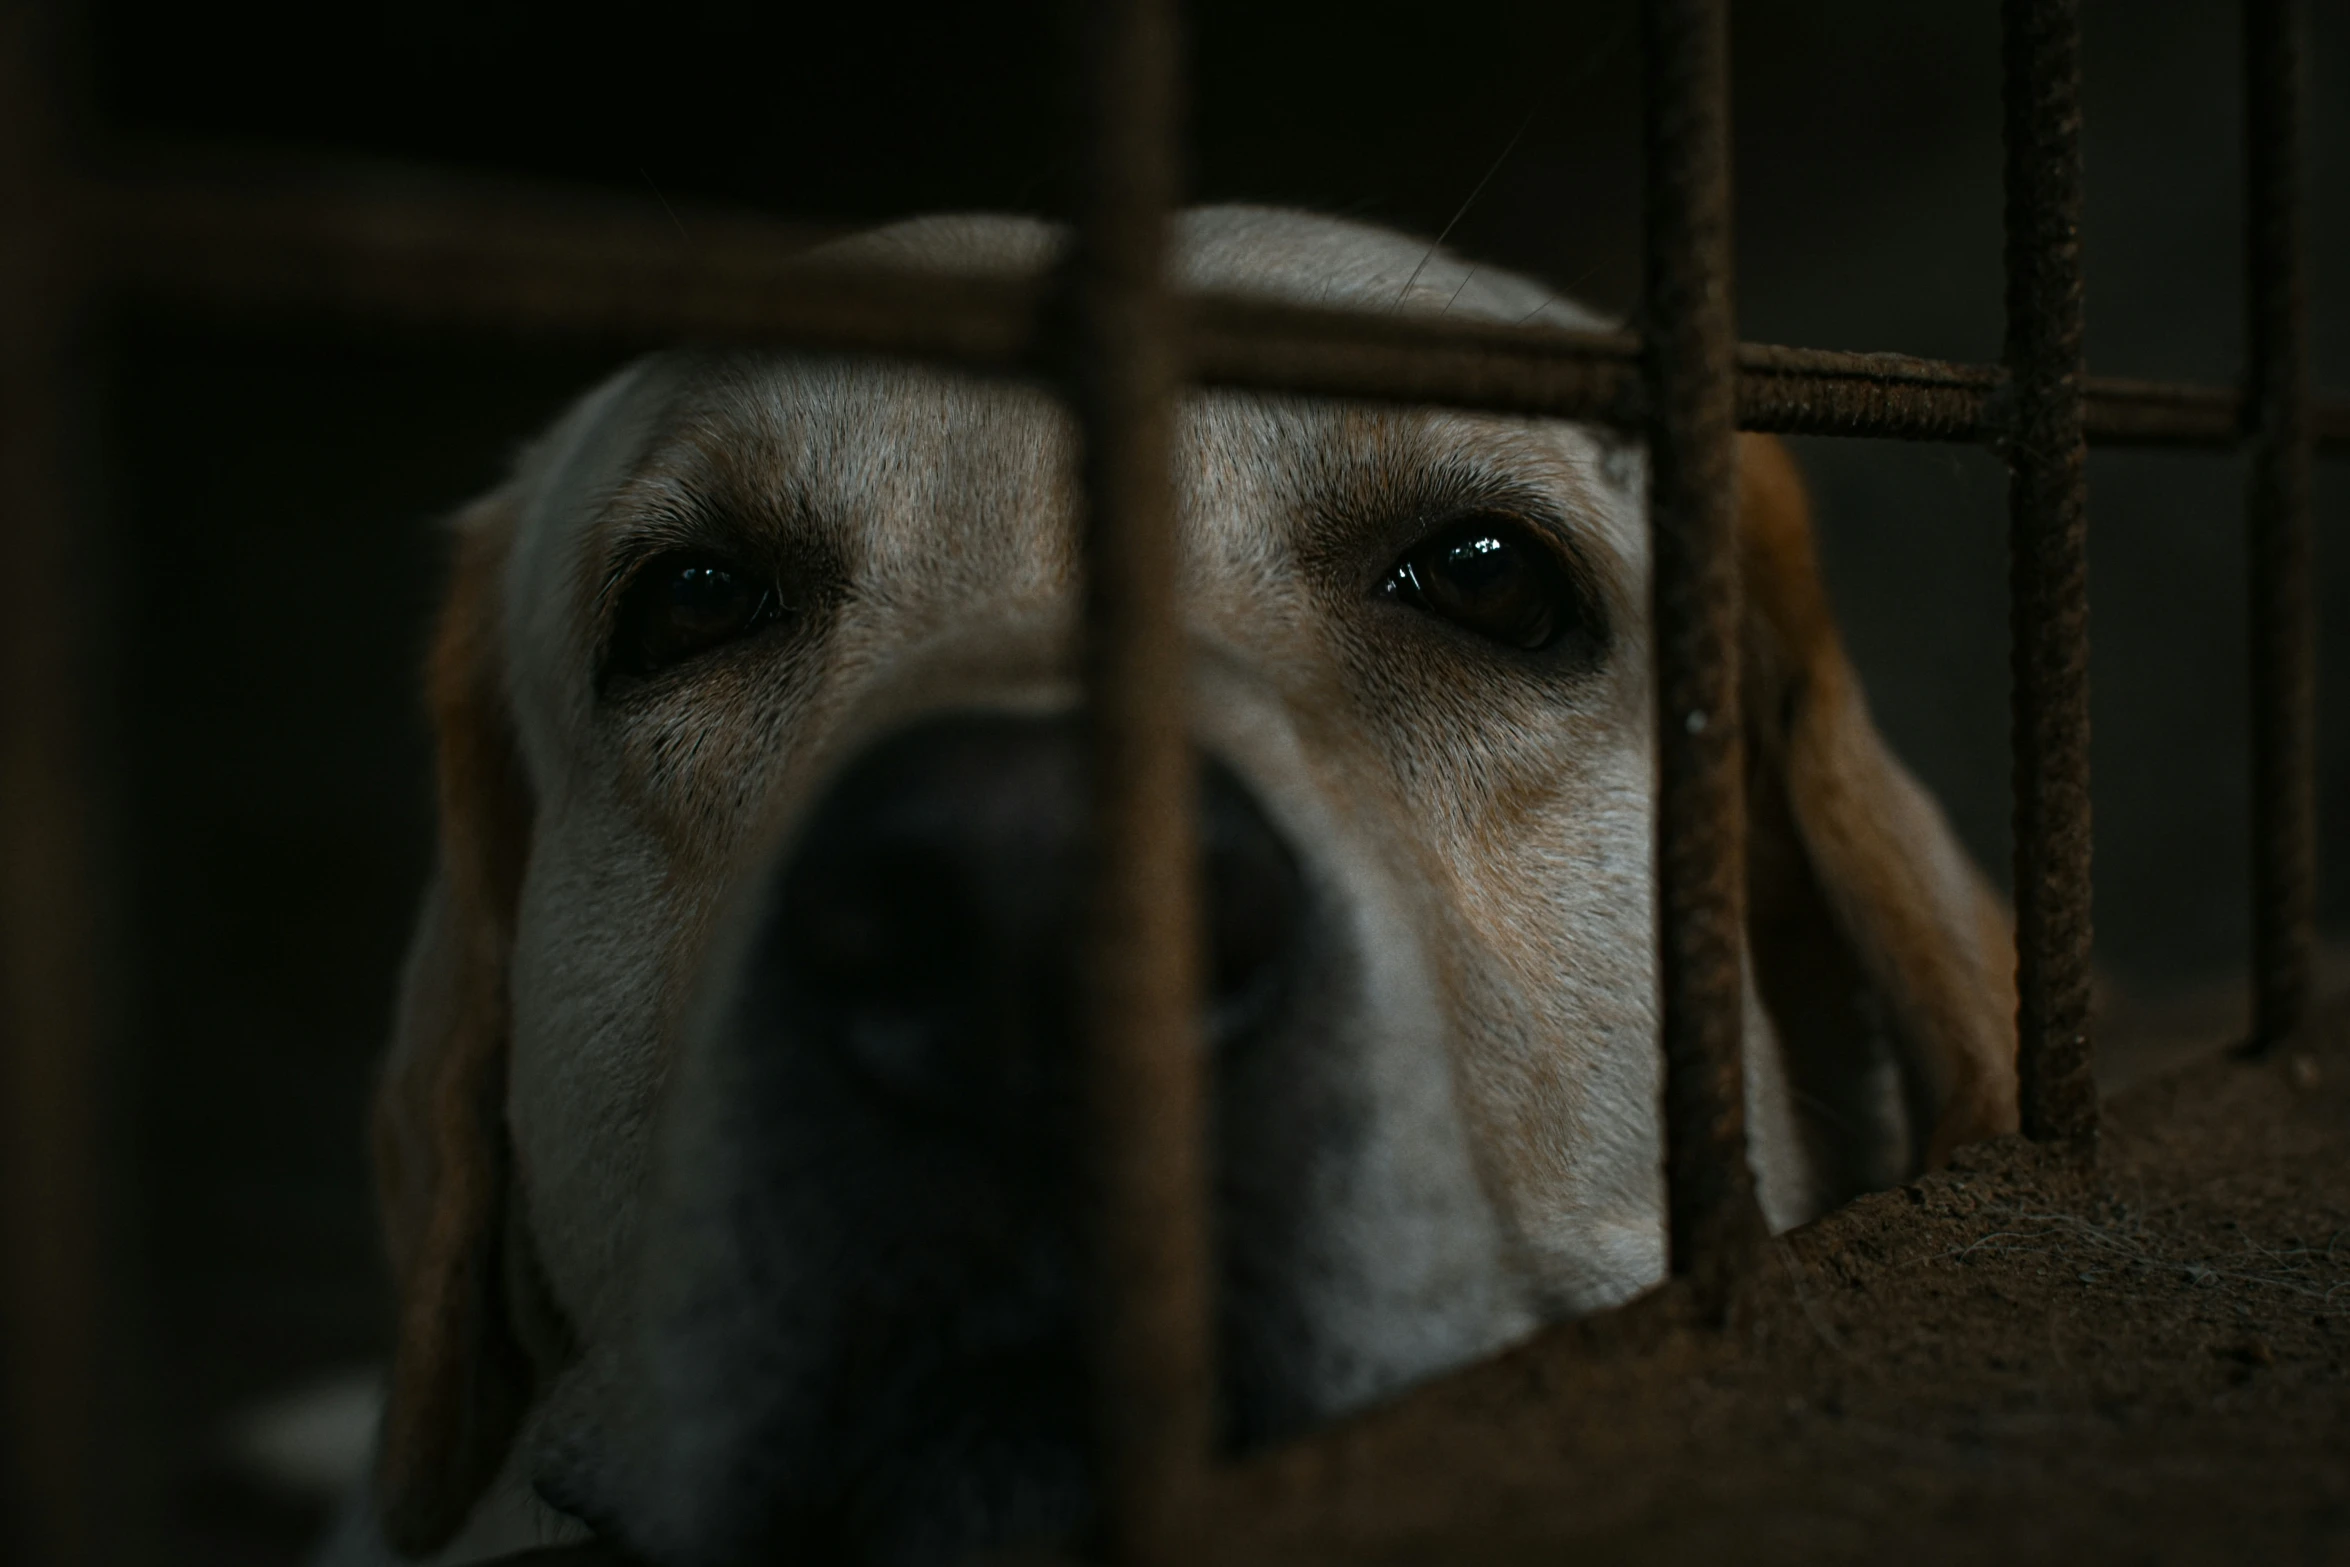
top-left (827, 205), bottom-right (1614, 331)
top-left (508, 208), bottom-right (1643, 634)
top-left (1172, 206), bottom-right (1608, 330)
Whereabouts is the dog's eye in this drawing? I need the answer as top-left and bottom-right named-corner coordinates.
top-left (607, 551), bottom-right (782, 679)
top-left (1381, 518), bottom-right (1580, 651)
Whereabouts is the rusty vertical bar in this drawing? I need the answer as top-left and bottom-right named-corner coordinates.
top-left (1643, 0), bottom-right (1761, 1306)
top-left (2001, 0), bottom-right (2098, 1148)
top-left (2243, 0), bottom-right (2315, 1057)
top-left (1062, 0), bottom-right (1207, 1560)
top-left (0, 1), bottom-right (113, 1564)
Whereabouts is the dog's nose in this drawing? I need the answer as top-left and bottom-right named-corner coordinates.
top-left (766, 713), bottom-right (1305, 1123)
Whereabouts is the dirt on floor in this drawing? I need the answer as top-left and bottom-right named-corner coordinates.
top-left (1205, 991), bottom-right (2350, 1566)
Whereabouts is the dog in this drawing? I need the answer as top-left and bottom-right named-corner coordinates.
top-left (337, 207), bottom-right (2017, 1566)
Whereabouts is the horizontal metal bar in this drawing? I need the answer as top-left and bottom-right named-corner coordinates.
top-left (80, 160), bottom-right (2350, 453)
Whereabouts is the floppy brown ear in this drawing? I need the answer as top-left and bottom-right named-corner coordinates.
top-left (1736, 435), bottom-right (2017, 1199)
top-left (370, 493), bottom-right (537, 1555)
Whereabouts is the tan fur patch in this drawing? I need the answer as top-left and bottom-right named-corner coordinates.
top-left (1737, 433), bottom-right (2018, 1187)
top-left (370, 496), bottom-right (539, 1555)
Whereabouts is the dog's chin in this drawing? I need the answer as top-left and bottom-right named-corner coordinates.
top-left (825, 1406), bottom-right (1091, 1567)
top-left (600, 1353), bottom-right (1094, 1567)
top-left (822, 1349), bottom-right (1095, 1567)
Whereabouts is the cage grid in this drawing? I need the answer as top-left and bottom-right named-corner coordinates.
top-left (0, 0), bottom-right (2339, 1562)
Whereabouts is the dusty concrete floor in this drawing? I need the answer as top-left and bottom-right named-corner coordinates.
top-left (1200, 991), bottom-right (2350, 1566)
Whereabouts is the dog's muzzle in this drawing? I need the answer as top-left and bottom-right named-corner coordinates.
top-left (765, 712), bottom-right (1306, 1135)
top-left (622, 712), bottom-right (1329, 1565)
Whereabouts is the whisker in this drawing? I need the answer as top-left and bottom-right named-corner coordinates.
top-left (1390, 105), bottom-right (1537, 312)
top-left (1441, 264), bottom-right (1479, 315)
top-left (638, 165), bottom-right (689, 246)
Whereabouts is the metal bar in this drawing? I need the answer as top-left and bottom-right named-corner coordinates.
top-left (85, 164), bottom-right (2350, 453)
top-left (2243, 0), bottom-right (2316, 1056)
top-left (1643, 0), bottom-right (1762, 1307)
top-left (90, 156), bottom-right (850, 341)
top-left (2001, 0), bottom-right (2098, 1150)
top-left (0, 1), bottom-right (113, 1562)
top-left (1061, 0), bottom-right (1209, 1561)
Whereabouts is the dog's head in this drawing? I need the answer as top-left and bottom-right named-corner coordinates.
top-left (368, 209), bottom-right (2015, 1564)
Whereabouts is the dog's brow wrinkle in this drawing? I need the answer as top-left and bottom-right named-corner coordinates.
top-left (1321, 446), bottom-right (1552, 535)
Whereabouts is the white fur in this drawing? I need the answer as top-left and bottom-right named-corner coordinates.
top-left (332, 208), bottom-right (1835, 1564)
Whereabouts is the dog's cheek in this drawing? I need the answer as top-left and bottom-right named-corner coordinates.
top-left (505, 813), bottom-right (683, 1358)
top-left (1207, 790), bottom-right (1544, 1439)
top-left (1432, 764), bottom-right (1671, 1318)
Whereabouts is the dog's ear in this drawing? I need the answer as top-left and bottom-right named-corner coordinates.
top-left (1735, 435), bottom-right (2017, 1197)
top-left (370, 492), bottom-right (537, 1555)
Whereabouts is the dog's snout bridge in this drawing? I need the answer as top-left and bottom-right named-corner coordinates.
top-left (757, 712), bottom-right (1307, 1126)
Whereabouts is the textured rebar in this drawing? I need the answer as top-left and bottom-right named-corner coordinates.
top-left (2243, 0), bottom-right (2315, 1057)
top-left (0, 3), bottom-right (111, 1563)
top-left (2002, 0), bottom-right (2098, 1150)
top-left (1060, 0), bottom-right (1210, 1560)
top-left (89, 163), bottom-right (2350, 454)
top-left (1644, 0), bottom-right (1763, 1307)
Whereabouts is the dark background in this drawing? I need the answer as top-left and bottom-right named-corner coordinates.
top-left (75, 0), bottom-right (2348, 1558)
